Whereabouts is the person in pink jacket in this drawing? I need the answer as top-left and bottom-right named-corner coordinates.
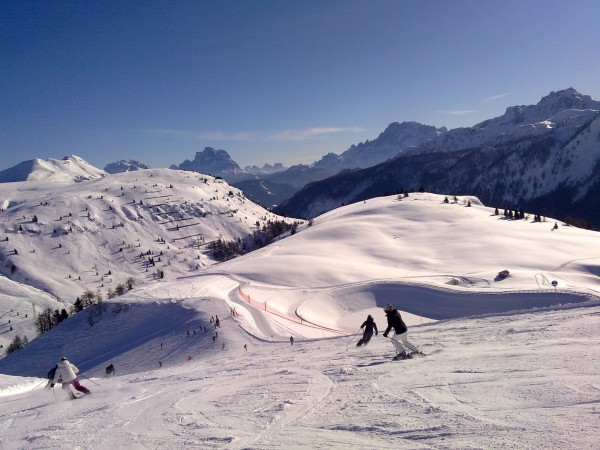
top-left (51, 357), bottom-right (91, 398)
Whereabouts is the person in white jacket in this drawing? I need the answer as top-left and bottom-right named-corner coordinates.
top-left (51, 357), bottom-right (91, 397)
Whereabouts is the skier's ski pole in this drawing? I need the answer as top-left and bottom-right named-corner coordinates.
top-left (33, 378), bottom-right (49, 389)
top-left (344, 328), bottom-right (361, 350)
top-left (384, 335), bottom-right (402, 345)
top-left (79, 374), bottom-right (102, 387)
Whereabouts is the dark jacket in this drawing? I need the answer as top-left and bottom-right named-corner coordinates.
top-left (47, 365), bottom-right (58, 380)
top-left (360, 317), bottom-right (378, 335)
top-left (384, 309), bottom-right (407, 335)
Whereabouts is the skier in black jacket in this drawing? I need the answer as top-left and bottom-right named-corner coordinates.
top-left (105, 363), bottom-right (115, 378)
top-left (382, 304), bottom-right (420, 359)
top-left (357, 315), bottom-right (378, 346)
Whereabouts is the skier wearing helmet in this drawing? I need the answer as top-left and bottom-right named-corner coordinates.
top-left (51, 357), bottom-right (91, 398)
top-left (356, 315), bottom-right (378, 346)
top-left (382, 304), bottom-right (420, 360)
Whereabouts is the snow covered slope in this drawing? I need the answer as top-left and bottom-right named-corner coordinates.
top-left (0, 284), bottom-right (598, 449)
top-left (0, 168), bottom-right (298, 349)
top-left (0, 155), bottom-right (107, 183)
top-left (0, 192), bottom-right (599, 448)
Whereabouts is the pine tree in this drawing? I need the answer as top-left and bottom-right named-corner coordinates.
top-left (52, 309), bottom-right (62, 325)
top-left (72, 297), bottom-right (84, 313)
top-left (115, 284), bottom-right (126, 296)
top-left (6, 335), bottom-right (26, 354)
top-left (35, 308), bottom-right (54, 334)
top-left (81, 290), bottom-right (95, 308)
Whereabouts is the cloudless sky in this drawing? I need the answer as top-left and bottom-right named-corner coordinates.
top-left (1, 0), bottom-right (599, 171)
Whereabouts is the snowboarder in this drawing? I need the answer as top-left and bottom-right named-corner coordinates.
top-left (290, 335), bottom-right (294, 345)
top-left (356, 315), bottom-right (378, 346)
top-left (50, 357), bottom-right (91, 398)
top-left (215, 315), bottom-right (220, 328)
top-left (382, 304), bottom-right (420, 360)
top-left (105, 363), bottom-right (115, 378)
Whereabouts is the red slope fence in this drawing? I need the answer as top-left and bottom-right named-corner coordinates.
top-left (237, 287), bottom-right (351, 334)
top-left (238, 287), bottom-right (303, 324)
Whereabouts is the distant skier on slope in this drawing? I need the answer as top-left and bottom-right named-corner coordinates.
top-left (382, 304), bottom-right (420, 360)
top-left (105, 363), bottom-right (115, 378)
top-left (51, 357), bottom-right (91, 398)
top-left (356, 315), bottom-right (378, 346)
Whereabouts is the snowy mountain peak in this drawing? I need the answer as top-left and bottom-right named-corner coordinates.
top-left (0, 155), bottom-right (107, 183)
top-left (536, 87), bottom-right (599, 111)
top-left (501, 87), bottom-right (600, 126)
top-left (376, 121), bottom-right (447, 145)
top-left (104, 160), bottom-right (151, 174)
top-left (311, 121), bottom-right (443, 173)
top-left (171, 147), bottom-right (242, 174)
top-left (243, 162), bottom-right (287, 175)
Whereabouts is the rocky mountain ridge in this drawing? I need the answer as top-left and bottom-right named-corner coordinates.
top-left (275, 88), bottom-right (600, 229)
top-left (104, 160), bottom-right (151, 174)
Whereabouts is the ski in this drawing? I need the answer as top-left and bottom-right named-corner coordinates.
top-left (391, 352), bottom-right (425, 361)
top-left (70, 393), bottom-right (90, 400)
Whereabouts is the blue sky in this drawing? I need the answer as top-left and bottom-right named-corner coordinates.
top-left (1, 0), bottom-right (599, 171)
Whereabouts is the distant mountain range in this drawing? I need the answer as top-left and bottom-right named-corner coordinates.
top-left (274, 88), bottom-right (600, 229)
top-left (104, 160), bottom-right (150, 174)
top-left (168, 147), bottom-right (289, 184)
top-left (2, 88), bottom-right (598, 226)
